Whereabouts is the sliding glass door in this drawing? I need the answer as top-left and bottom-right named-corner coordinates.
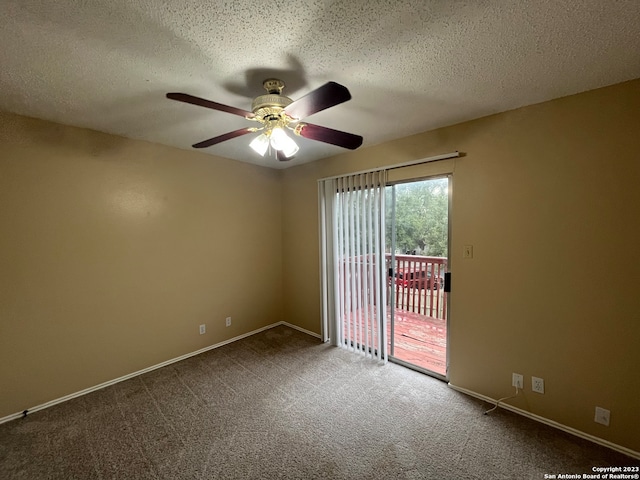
top-left (319, 167), bottom-right (453, 379)
top-left (386, 176), bottom-right (450, 378)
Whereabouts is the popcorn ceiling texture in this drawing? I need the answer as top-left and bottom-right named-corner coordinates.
top-left (1, 0), bottom-right (639, 168)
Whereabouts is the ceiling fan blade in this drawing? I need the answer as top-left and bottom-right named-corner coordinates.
top-left (284, 82), bottom-right (352, 120)
top-left (192, 128), bottom-right (255, 149)
top-left (294, 123), bottom-right (363, 150)
top-left (167, 92), bottom-right (255, 119)
top-left (276, 150), bottom-right (294, 162)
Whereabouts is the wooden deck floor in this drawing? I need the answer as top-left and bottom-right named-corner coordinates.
top-left (388, 309), bottom-right (446, 376)
top-left (342, 307), bottom-right (447, 376)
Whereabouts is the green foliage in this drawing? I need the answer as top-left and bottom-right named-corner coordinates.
top-left (386, 178), bottom-right (449, 257)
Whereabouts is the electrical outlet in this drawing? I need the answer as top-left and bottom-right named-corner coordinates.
top-left (594, 407), bottom-right (610, 426)
top-left (532, 376), bottom-right (544, 394)
top-left (199, 324), bottom-right (206, 335)
top-left (225, 316), bottom-right (231, 327)
top-left (512, 373), bottom-right (523, 389)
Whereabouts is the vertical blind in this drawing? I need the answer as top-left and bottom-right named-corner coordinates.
top-left (319, 170), bottom-right (387, 361)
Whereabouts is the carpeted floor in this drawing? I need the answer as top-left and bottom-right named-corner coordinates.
top-left (1, 325), bottom-right (637, 479)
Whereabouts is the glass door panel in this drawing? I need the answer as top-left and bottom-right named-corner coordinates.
top-left (386, 176), bottom-right (450, 378)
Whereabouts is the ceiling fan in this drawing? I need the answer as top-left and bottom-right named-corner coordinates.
top-left (167, 79), bottom-right (363, 161)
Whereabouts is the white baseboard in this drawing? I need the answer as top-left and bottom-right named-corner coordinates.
top-left (0, 321), bottom-right (317, 425)
top-left (279, 321), bottom-right (322, 339)
top-left (448, 383), bottom-right (640, 460)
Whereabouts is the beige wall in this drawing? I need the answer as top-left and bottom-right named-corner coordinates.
top-left (281, 79), bottom-right (640, 453)
top-left (0, 112), bottom-right (283, 417)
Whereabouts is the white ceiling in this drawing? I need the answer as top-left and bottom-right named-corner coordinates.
top-left (1, 1), bottom-right (639, 169)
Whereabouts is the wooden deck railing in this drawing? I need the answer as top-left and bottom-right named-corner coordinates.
top-left (339, 254), bottom-right (448, 320)
top-left (386, 254), bottom-right (447, 320)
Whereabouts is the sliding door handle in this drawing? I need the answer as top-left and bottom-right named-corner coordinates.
top-left (444, 272), bottom-right (451, 293)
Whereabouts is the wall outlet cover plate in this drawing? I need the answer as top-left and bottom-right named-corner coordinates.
top-left (532, 376), bottom-right (544, 394)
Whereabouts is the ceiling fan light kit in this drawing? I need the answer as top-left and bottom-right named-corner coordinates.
top-left (270, 127), bottom-right (300, 157)
top-left (248, 133), bottom-right (270, 156)
top-left (249, 128), bottom-right (299, 158)
top-left (167, 78), bottom-right (362, 162)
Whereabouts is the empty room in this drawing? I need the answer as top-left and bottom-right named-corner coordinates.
top-left (1, 1), bottom-right (639, 478)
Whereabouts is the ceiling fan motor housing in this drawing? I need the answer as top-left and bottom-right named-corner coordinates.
top-left (251, 94), bottom-right (292, 114)
top-left (251, 79), bottom-right (294, 122)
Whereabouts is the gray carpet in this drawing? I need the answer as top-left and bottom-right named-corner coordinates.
top-left (1, 325), bottom-right (637, 479)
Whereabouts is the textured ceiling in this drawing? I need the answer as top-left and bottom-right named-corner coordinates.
top-left (1, 1), bottom-right (639, 169)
